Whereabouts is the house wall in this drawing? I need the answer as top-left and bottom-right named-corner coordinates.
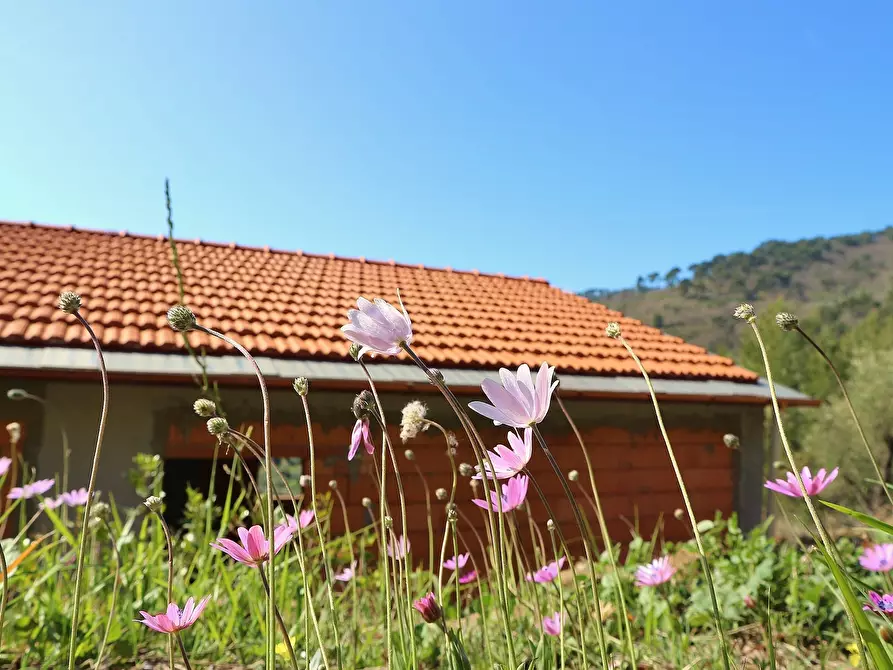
top-left (1, 376), bottom-right (765, 559)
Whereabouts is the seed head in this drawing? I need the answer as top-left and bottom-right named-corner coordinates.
top-left (58, 291), bottom-right (82, 314)
top-left (568, 469), bottom-right (579, 482)
top-left (193, 398), bottom-right (217, 418)
top-left (605, 322), bottom-right (621, 339)
top-left (90, 501), bottom-right (111, 521)
top-left (166, 304), bottom-right (197, 332)
top-left (400, 400), bottom-right (429, 443)
top-left (404, 449), bottom-right (415, 461)
top-left (348, 343), bottom-right (362, 361)
top-left (361, 497), bottom-right (373, 508)
top-left (458, 462), bottom-right (474, 477)
top-left (673, 508), bottom-right (685, 521)
top-left (206, 417), bottom-right (229, 436)
top-left (328, 479), bottom-right (338, 490)
top-left (293, 377), bottom-right (310, 396)
top-left (733, 303), bottom-right (756, 323)
top-left (723, 434), bottom-right (740, 450)
top-left (435, 487), bottom-right (448, 501)
top-left (144, 496), bottom-right (164, 513)
top-left (352, 390), bottom-right (375, 420)
top-left (6, 389), bottom-right (28, 401)
top-left (775, 312), bottom-right (799, 332)
top-left (446, 432), bottom-right (458, 449)
top-left (6, 422), bottom-right (21, 444)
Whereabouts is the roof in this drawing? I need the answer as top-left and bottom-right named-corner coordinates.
top-left (0, 219), bottom-right (758, 382)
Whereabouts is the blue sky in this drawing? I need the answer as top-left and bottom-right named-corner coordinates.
top-left (2, 2), bottom-right (891, 292)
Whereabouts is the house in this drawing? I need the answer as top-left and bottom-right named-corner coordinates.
top-left (0, 220), bottom-right (813, 555)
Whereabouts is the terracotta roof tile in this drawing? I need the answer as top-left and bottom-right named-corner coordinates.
top-left (0, 220), bottom-right (757, 382)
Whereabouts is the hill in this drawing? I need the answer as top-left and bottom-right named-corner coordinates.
top-left (584, 227), bottom-right (893, 354)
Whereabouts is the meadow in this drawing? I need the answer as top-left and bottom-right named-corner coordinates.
top-left (1, 295), bottom-right (892, 669)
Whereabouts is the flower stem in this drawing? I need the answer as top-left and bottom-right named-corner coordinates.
top-left (65, 312), bottom-right (109, 670)
top-left (174, 632), bottom-right (194, 670)
top-left (555, 393), bottom-right (637, 666)
top-left (0, 533), bottom-right (8, 652)
top-left (195, 324), bottom-right (275, 669)
top-left (299, 394), bottom-right (344, 670)
top-left (525, 467), bottom-right (592, 669)
top-left (153, 509), bottom-right (176, 670)
top-left (333, 487), bottom-right (360, 667)
top-left (259, 568), bottom-right (301, 670)
top-left (359, 363), bottom-right (417, 668)
top-left (616, 335), bottom-right (731, 669)
top-left (401, 345), bottom-right (517, 666)
top-left (793, 325), bottom-right (893, 507)
top-left (547, 523), bottom-right (566, 670)
top-left (530, 428), bottom-right (608, 667)
top-left (410, 460), bottom-right (437, 589)
top-left (94, 519), bottom-right (121, 670)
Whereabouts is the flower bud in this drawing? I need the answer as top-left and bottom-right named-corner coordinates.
top-left (207, 417), bottom-right (229, 436)
top-left (775, 312), bottom-right (799, 332)
top-left (673, 508), bottom-right (685, 521)
top-left (300, 475), bottom-right (312, 488)
top-left (6, 422), bottom-right (21, 445)
top-left (58, 291), bottom-right (82, 314)
top-left (383, 515), bottom-right (393, 529)
top-left (193, 398), bottom-right (216, 418)
top-left (546, 519), bottom-right (555, 531)
top-left (881, 626), bottom-right (893, 644)
top-left (428, 368), bottom-right (445, 383)
top-left (361, 497), bottom-right (373, 509)
top-left (568, 469), bottom-right (579, 482)
top-left (412, 592), bottom-right (443, 624)
top-left (733, 304), bottom-right (756, 323)
top-left (435, 487), bottom-right (448, 501)
top-left (404, 449), bottom-right (415, 461)
top-left (723, 434), bottom-right (740, 450)
top-left (144, 496), bottom-right (163, 513)
top-left (6, 389), bottom-right (28, 401)
top-left (743, 594), bottom-right (756, 609)
top-left (447, 504), bottom-right (458, 522)
top-left (293, 377), bottom-right (310, 396)
top-left (328, 479), bottom-right (338, 490)
top-left (605, 322), bottom-right (621, 339)
top-left (166, 304), bottom-right (197, 332)
top-left (458, 463), bottom-right (474, 477)
top-left (446, 432), bottom-right (458, 449)
top-left (352, 390), bottom-right (374, 420)
top-left (348, 343), bottom-right (362, 361)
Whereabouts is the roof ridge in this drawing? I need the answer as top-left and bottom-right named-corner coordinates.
top-left (0, 218), bottom-right (552, 285)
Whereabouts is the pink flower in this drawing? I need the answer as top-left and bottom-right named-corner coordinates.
top-left (743, 594), bottom-right (756, 609)
top-left (211, 524), bottom-right (295, 567)
top-left (61, 487), bottom-right (90, 506)
top-left (860, 544), bottom-right (893, 572)
top-left (635, 556), bottom-right (676, 587)
top-left (443, 553), bottom-right (470, 571)
top-left (469, 363), bottom-right (557, 428)
top-left (348, 418), bottom-right (374, 461)
top-left (542, 612), bottom-right (564, 636)
top-left (136, 596), bottom-right (211, 634)
top-left (474, 428), bottom-right (533, 480)
top-left (387, 535), bottom-right (411, 560)
top-left (864, 591), bottom-right (893, 616)
top-left (285, 510), bottom-right (315, 531)
top-left (526, 557), bottom-right (566, 584)
top-left (341, 296), bottom-right (413, 358)
top-left (458, 569), bottom-right (478, 585)
top-left (471, 474), bottom-right (528, 513)
top-left (40, 496), bottom-right (64, 510)
top-left (334, 560), bottom-right (357, 582)
top-left (412, 592), bottom-right (442, 624)
top-left (764, 466), bottom-right (838, 498)
top-left (0, 457), bottom-right (10, 478)
top-left (8, 478), bottom-right (55, 500)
